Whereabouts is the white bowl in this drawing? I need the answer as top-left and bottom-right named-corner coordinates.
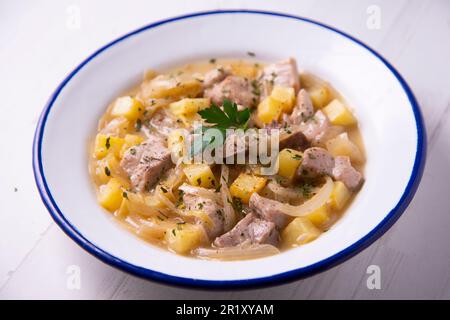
top-left (33, 10), bottom-right (426, 289)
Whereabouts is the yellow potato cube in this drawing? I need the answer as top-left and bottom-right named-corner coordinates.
top-left (277, 148), bottom-right (303, 180)
top-left (270, 86), bottom-right (296, 112)
top-left (323, 99), bottom-right (356, 126)
top-left (183, 164), bottom-right (218, 189)
top-left (144, 75), bottom-right (202, 99)
top-left (330, 181), bottom-right (352, 210)
top-left (326, 132), bottom-right (364, 163)
top-left (230, 173), bottom-right (267, 204)
top-left (98, 178), bottom-right (124, 212)
top-left (231, 61), bottom-right (258, 78)
top-left (111, 96), bottom-right (144, 121)
top-left (94, 134), bottom-right (125, 159)
top-left (308, 86), bottom-right (330, 109)
top-left (282, 217), bottom-right (322, 247)
top-left (257, 97), bottom-right (283, 124)
top-left (306, 204), bottom-right (330, 227)
top-left (167, 130), bottom-right (186, 160)
top-left (119, 134), bottom-right (144, 158)
top-left (169, 98), bottom-right (210, 117)
top-left (165, 223), bottom-right (204, 254)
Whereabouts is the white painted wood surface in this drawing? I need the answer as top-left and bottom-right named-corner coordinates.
top-left (1, 0), bottom-right (449, 299)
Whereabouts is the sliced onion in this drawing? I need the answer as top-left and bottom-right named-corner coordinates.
top-left (280, 176), bottom-right (334, 217)
top-left (178, 183), bottom-right (222, 203)
top-left (193, 243), bottom-right (280, 261)
top-left (220, 165), bottom-right (236, 232)
top-left (266, 181), bottom-right (305, 202)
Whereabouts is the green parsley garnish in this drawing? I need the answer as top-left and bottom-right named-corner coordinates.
top-left (104, 166), bottom-right (111, 176)
top-left (105, 137), bottom-right (111, 149)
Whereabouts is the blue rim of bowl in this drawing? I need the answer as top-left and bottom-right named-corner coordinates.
top-left (32, 9), bottom-right (426, 290)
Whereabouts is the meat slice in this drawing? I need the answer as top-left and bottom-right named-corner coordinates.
top-left (279, 128), bottom-right (310, 151)
top-left (249, 193), bottom-right (290, 229)
top-left (289, 89), bottom-right (314, 124)
top-left (261, 58), bottom-right (300, 93)
top-left (204, 75), bottom-right (257, 107)
top-left (179, 184), bottom-right (225, 239)
top-left (298, 110), bottom-right (330, 144)
top-left (202, 67), bottom-right (230, 88)
top-left (332, 156), bottom-right (364, 191)
top-left (213, 213), bottom-right (279, 247)
top-left (148, 109), bottom-right (180, 137)
top-left (298, 147), bottom-right (335, 178)
top-left (120, 134), bottom-right (172, 192)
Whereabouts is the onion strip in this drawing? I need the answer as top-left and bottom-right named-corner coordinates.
top-left (280, 176), bottom-right (334, 217)
top-left (220, 165), bottom-right (236, 232)
top-left (193, 243), bottom-right (280, 261)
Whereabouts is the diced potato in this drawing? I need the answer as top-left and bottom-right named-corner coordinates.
top-left (282, 217), bottom-right (322, 247)
top-left (230, 173), bottom-right (267, 204)
top-left (100, 117), bottom-right (130, 137)
top-left (306, 204), bottom-right (330, 227)
top-left (277, 148), bottom-right (303, 180)
top-left (165, 223), bottom-right (204, 254)
top-left (111, 96), bottom-right (144, 120)
top-left (120, 134), bottom-right (145, 158)
top-left (98, 178), bottom-right (124, 212)
top-left (308, 86), bottom-right (330, 109)
top-left (270, 86), bottom-right (296, 112)
top-left (257, 97), bottom-right (283, 124)
top-left (326, 132), bottom-right (364, 163)
top-left (186, 210), bottom-right (214, 230)
top-left (323, 99), bottom-right (356, 126)
top-left (183, 164), bottom-right (218, 189)
top-left (126, 192), bottom-right (166, 217)
top-left (94, 153), bottom-right (121, 184)
top-left (231, 61), bottom-right (258, 78)
top-left (167, 129), bottom-right (186, 161)
top-left (94, 134), bottom-right (125, 159)
top-left (169, 98), bottom-right (210, 116)
top-left (144, 75), bottom-right (202, 99)
top-left (330, 181), bottom-right (352, 210)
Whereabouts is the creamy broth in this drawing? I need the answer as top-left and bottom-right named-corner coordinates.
top-left (89, 58), bottom-right (365, 260)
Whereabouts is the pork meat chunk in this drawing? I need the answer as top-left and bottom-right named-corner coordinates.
top-left (289, 89), bottom-right (314, 124)
top-left (332, 156), bottom-right (364, 191)
top-left (298, 110), bottom-right (330, 144)
top-left (204, 75), bottom-right (257, 107)
top-left (279, 127), bottom-right (310, 151)
top-left (298, 147), bottom-right (335, 178)
top-left (213, 213), bottom-right (279, 247)
top-left (120, 135), bottom-right (172, 192)
top-left (179, 184), bottom-right (225, 239)
top-left (202, 67), bottom-right (231, 88)
top-left (249, 193), bottom-right (290, 229)
top-left (261, 58), bottom-right (300, 93)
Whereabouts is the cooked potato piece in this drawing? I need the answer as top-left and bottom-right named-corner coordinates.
top-left (306, 204), bottom-right (330, 227)
top-left (167, 129), bottom-right (186, 160)
top-left (94, 153), bottom-right (121, 184)
top-left (138, 218), bottom-right (177, 241)
top-left (169, 98), bottom-right (210, 116)
top-left (257, 97), bottom-right (284, 124)
top-left (143, 74), bottom-right (202, 99)
top-left (111, 96), bottom-right (143, 120)
top-left (277, 148), bottom-right (303, 180)
top-left (330, 181), bottom-right (351, 210)
top-left (323, 99), bottom-right (356, 126)
top-left (120, 134), bottom-right (145, 158)
top-left (98, 178), bottom-right (124, 212)
top-left (126, 192), bottom-right (166, 217)
top-left (183, 164), bottom-right (218, 189)
top-left (308, 86), bottom-right (330, 109)
top-left (230, 173), bottom-right (267, 204)
top-left (282, 217), bottom-right (322, 247)
top-left (270, 86), bottom-right (296, 112)
top-left (94, 134), bottom-right (125, 159)
top-left (231, 61), bottom-right (258, 78)
top-left (165, 223), bottom-right (205, 254)
top-left (326, 132), bottom-right (364, 163)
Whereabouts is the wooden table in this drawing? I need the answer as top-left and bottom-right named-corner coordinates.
top-left (1, 0), bottom-right (449, 299)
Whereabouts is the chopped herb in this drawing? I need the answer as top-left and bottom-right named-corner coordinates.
top-left (232, 197), bottom-right (244, 214)
top-left (196, 178), bottom-right (202, 185)
top-left (172, 229), bottom-right (176, 236)
top-left (292, 154), bottom-right (302, 160)
top-left (104, 166), bottom-right (111, 176)
top-left (176, 190), bottom-right (185, 207)
top-left (156, 215), bottom-right (164, 221)
top-left (198, 203), bottom-right (204, 209)
top-left (130, 148), bottom-right (136, 155)
top-left (105, 137), bottom-right (111, 149)
top-left (135, 119), bottom-right (142, 131)
top-left (247, 51), bottom-right (256, 57)
top-left (251, 80), bottom-right (261, 96)
top-left (209, 58), bottom-right (216, 64)
top-left (160, 186), bottom-right (168, 193)
top-left (299, 182), bottom-right (313, 199)
top-left (122, 191), bottom-right (128, 199)
top-left (176, 221), bottom-right (186, 230)
top-left (215, 184), bottom-right (222, 193)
